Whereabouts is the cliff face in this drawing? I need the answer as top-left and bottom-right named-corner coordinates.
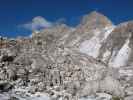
top-left (98, 21), bottom-right (133, 67)
top-left (0, 11), bottom-right (133, 100)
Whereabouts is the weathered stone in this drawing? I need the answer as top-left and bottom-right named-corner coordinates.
top-left (0, 81), bottom-right (13, 92)
top-left (0, 11), bottom-right (133, 100)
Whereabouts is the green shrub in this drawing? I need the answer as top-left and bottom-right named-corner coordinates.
top-left (112, 96), bottom-right (121, 100)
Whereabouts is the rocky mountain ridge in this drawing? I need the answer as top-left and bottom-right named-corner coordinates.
top-left (0, 11), bottom-right (133, 100)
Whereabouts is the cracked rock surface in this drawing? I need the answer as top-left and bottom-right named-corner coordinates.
top-left (0, 11), bottom-right (133, 100)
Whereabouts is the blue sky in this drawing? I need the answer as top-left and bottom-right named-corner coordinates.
top-left (0, 0), bottom-right (133, 37)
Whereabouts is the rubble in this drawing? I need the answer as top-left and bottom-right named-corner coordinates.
top-left (0, 11), bottom-right (133, 100)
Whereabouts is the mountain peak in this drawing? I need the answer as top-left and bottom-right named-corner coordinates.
top-left (88, 11), bottom-right (102, 16)
top-left (80, 11), bottom-right (113, 29)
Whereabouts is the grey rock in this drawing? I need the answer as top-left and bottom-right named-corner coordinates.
top-left (125, 96), bottom-right (133, 100)
top-left (0, 11), bottom-right (133, 99)
top-left (8, 97), bottom-right (19, 100)
top-left (0, 81), bottom-right (13, 92)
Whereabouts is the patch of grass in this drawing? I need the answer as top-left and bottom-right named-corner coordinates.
top-left (112, 96), bottom-right (121, 100)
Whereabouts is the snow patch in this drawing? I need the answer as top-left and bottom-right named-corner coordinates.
top-left (79, 37), bottom-right (101, 58)
top-left (103, 26), bottom-right (115, 40)
top-left (119, 69), bottom-right (133, 76)
top-left (27, 92), bottom-right (50, 100)
top-left (109, 39), bottom-right (131, 68)
top-left (79, 26), bottom-right (114, 58)
top-left (79, 96), bottom-right (96, 100)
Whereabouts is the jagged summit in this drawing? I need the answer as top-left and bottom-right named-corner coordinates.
top-left (65, 11), bottom-right (115, 48)
top-left (114, 20), bottom-right (133, 31)
top-left (80, 11), bottom-right (113, 29)
top-left (112, 21), bottom-right (133, 35)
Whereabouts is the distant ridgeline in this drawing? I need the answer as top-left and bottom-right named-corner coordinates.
top-left (0, 36), bottom-right (31, 49)
top-left (0, 36), bottom-right (9, 48)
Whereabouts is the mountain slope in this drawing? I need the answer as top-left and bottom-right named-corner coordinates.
top-left (0, 11), bottom-right (133, 100)
top-left (98, 21), bottom-right (133, 67)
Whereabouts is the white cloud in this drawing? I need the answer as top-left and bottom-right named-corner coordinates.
top-left (22, 16), bottom-right (53, 31)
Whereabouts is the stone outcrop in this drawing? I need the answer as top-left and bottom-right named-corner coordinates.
top-left (0, 11), bottom-right (133, 100)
